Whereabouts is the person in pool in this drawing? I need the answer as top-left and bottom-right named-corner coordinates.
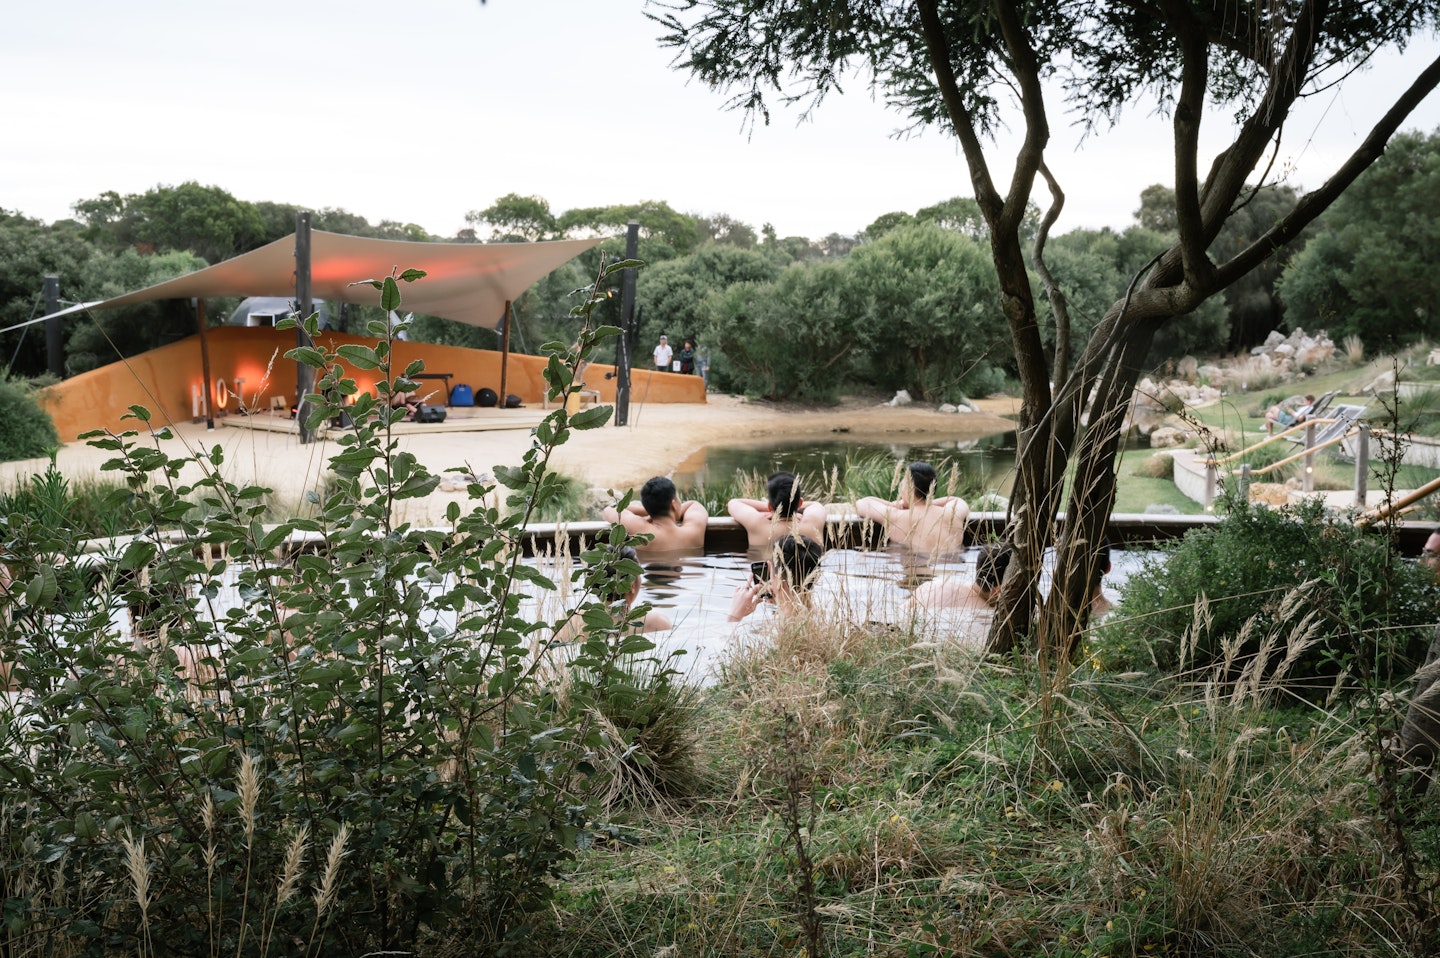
top-left (603, 476), bottom-right (709, 554)
top-left (727, 471), bottom-right (828, 552)
top-left (727, 534), bottom-right (824, 624)
top-left (855, 461), bottom-right (969, 554)
top-left (555, 546), bottom-right (672, 641)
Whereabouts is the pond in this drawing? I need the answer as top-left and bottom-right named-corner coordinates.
top-left (670, 433), bottom-right (1020, 496)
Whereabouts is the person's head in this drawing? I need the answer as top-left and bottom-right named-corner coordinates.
top-left (904, 462), bottom-right (937, 503)
top-left (659, 334), bottom-right (668, 346)
top-left (1304, 394), bottom-right (1316, 404)
top-left (596, 546), bottom-right (643, 606)
top-left (974, 543), bottom-right (1012, 600)
top-left (771, 534), bottom-right (824, 595)
top-left (639, 476), bottom-right (678, 519)
top-left (766, 471), bottom-right (802, 518)
top-left (1424, 528), bottom-right (1440, 574)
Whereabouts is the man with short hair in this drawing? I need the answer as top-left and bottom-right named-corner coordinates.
top-left (855, 461), bottom-right (969, 554)
top-left (653, 335), bottom-right (673, 371)
top-left (727, 471), bottom-right (828, 551)
top-left (603, 476), bottom-right (709, 553)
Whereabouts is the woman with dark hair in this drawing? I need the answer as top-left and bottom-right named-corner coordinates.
top-left (677, 338), bottom-right (697, 375)
top-left (727, 534), bottom-right (824, 623)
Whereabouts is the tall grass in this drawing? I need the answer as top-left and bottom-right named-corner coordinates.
top-left (683, 452), bottom-right (989, 516)
top-left (535, 597), bottom-right (1437, 957)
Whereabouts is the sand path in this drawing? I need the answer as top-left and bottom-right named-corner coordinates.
top-left (3, 395), bottom-right (1019, 525)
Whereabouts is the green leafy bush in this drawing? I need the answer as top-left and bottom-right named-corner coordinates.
top-left (1098, 498), bottom-right (1438, 684)
top-left (0, 263), bottom-right (677, 955)
top-left (0, 378), bottom-right (59, 462)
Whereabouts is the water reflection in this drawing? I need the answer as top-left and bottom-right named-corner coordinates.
top-left (672, 434), bottom-right (1019, 495)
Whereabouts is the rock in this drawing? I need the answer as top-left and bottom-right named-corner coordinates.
top-left (938, 403), bottom-right (958, 414)
top-left (1249, 482), bottom-right (1291, 506)
top-left (1149, 426), bottom-right (1187, 448)
top-left (1264, 330), bottom-right (1287, 347)
top-left (887, 390), bottom-right (913, 407)
top-left (1272, 343), bottom-right (1295, 357)
top-left (1365, 369), bottom-right (1397, 395)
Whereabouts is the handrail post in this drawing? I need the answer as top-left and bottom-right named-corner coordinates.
top-left (1204, 459), bottom-right (1217, 511)
top-left (1239, 462), bottom-right (1251, 503)
top-left (1355, 424), bottom-right (1369, 508)
top-left (1303, 423), bottom-right (1316, 494)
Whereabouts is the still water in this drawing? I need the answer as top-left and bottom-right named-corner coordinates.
top-left (671, 434), bottom-right (1019, 495)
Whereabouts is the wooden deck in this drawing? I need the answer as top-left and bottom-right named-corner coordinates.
top-left (218, 407), bottom-right (552, 437)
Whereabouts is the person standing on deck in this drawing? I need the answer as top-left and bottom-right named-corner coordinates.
top-left (653, 335), bottom-right (673, 372)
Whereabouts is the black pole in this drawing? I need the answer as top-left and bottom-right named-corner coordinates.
top-left (614, 221), bottom-right (639, 426)
top-left (43, 275), bottom-right (62, 378)
top-left (295, 212), bottom-right (315, 444)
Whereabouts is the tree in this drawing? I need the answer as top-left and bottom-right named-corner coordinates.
top-left (638, 245), bottom-right (779, 351)
top-left (1278, 129), bottom-right (1440, 349)
top-left (66, 249), bottom-right (209, 374)
top-left (0, 211), bottom-right (94, 377)
top-left (848, 222), bottom-right (1006, 401)
top-left (465, 193), bottom-right (559, 242)
top-left (701, 258), bottom-right (862, 400)
top-left (652, 1), bottom-right (1440, 663)
top-left (557, 200), bottom-right (705, 259)
top-left (73, 182), bottom-right (267, 263)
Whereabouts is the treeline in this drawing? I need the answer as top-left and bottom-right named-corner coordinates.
top-left (3, 129), bottom-right (1437, 398)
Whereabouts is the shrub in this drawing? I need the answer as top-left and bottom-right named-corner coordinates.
top-left (0, 264), bottom-right (665, 954)
top-left (1097, 498), bottom-right (1438, 683)
top-left (0, 378), bottom-right (60, 462)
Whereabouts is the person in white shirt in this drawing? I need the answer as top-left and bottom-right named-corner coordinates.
top-left (653, 335), bottom-right (673, 371)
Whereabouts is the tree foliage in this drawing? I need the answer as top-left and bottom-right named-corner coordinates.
top-left (1277, 128), bottom-right (1440, 349)
top-left (848, 221), bottom-right (1006, 400)
top-left (652, 0), bottom-right (1440, 659)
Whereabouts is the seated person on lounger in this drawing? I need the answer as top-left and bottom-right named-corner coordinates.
top-left (727, 471), bottom-right (828, 551)
top-left (727, 534), bottom-right (824, 625)
top-left (1264, 393), bottom-right (1315, 434)
top-left (855, 461), bottom-right (969, 554)
top-left (603, 477), bottom-right (709, 554)
top-left (555, 546), bottom-right (672, 642)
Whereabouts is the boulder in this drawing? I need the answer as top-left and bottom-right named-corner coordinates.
top-left (887, 390), bottom-right (913, 407)
top-left (938, 403), bottom-right (958, 414)
top-left (1149, 426), bottom-right (1188, 448)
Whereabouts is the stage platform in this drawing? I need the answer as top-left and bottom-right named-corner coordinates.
top-left (218, 406), bottom-right (552, 437)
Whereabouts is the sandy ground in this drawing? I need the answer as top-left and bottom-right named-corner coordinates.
top-left (2, 395), bottom-right (1019, 525)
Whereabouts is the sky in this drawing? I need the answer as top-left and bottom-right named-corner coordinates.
top-left (6, 1), bottom-right (1440, 242)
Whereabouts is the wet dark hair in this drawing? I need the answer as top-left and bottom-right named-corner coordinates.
top-left (597, 545), bottom-right (641, 603)
top-left (766, 471), bottom-right (802, 518)
top-left (975, 543), bottom-right (1012, 593)
top-left (772, 534), bottom-right (824, 593)
top-left (908, 462), bottom-right (936, 501)
top-left (639, 476), bottom-right (677, 518)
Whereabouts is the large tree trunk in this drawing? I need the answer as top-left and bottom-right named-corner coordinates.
top-left (1038, 319), bottom-right (1160, 666)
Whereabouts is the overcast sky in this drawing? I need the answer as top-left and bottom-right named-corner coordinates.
top-left (6, 1), bottom-right (1439, 241)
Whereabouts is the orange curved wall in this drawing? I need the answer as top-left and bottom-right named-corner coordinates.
top-left (37, 326), bottom-right (705, 441)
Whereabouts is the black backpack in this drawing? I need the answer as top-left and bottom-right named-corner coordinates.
top-left (477, 387), bottom-right (499, 408)
top-left (415, 404), bottom-right (447, 423)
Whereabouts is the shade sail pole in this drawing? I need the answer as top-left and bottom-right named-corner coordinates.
top-left (196, 298), bottom-right (215, 430)
top-left (615, 221), bottom-right (639, 426)
top-left (295, 212), bottom-right (315, 444)
top-left (499, 300), bottom-right (512, 407)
